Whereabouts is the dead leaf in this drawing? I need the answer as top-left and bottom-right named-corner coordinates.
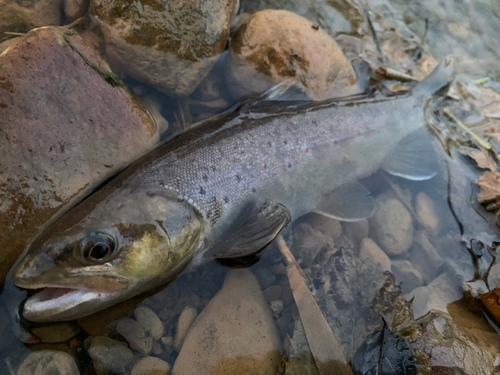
top-left (476, 171), bottom-right (500, 207)
top-left (480, 287), bottom-right (500, 323)
top-left (460, 148), bottom-right (497, 171)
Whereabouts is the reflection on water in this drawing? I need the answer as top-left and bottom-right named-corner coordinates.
top-left (2, 0), bottom-right (500, 374)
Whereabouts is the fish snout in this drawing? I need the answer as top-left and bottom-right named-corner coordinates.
top-left (12, 252), bottom-right (57, 289)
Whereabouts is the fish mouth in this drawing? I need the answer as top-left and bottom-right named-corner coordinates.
top-left (23, 287), bottom-right (113, 322)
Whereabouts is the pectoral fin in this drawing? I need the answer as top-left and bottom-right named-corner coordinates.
top-left (213, 199), bottom-right (291, 260)
top-left (381, 133), bottom-right (439, 181)
top-left (314, 182), bottom-right (376, 222)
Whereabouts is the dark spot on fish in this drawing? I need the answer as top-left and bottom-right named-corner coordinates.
top-left (0, 103), bottom-right (7, 108)
top-left (236, 174), bottom-right (241, 182)
top-left (312, 120), bottom-right (318, 126)
top-left (60, 144), bottom-right (65, 153)
top-left (206, 196), bottom-right (223, 225)
top-left (89, 119), bottom-right (93, 122)
top-left (305, 148), bottom-right (309, 153)
top-left (199, 186), bottom-right (206, 195)
top-left (252, 188), bottom-right (256, 193)
top-left (288, 163), bottom-right (292, 168)
top-left (268, 141), bottom-right (272, 147)
top-left (312, 23), bottom-right (319, 30)
top-left (211, 166), bottom-right (216, 172)
top-left (262, 162), bottom-right (266, 169)
top-left (224, 196), bottom-right (229, 203)
top-left (333, 140), bottom-right (338, 145)
top-left (283, 140), bottom-right (288, 145)
top-left (202, 174), bottom-right (208, 182)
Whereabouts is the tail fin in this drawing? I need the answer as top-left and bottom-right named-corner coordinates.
top-left (412, 56), bottom-right (455, 100)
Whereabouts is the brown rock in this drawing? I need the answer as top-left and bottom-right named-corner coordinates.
top-left (173, 306), bottom-right (198, 353)
top-left (343, 219), bottom-right (369, 251)
top-left (359, 238), bottom-right (391, 272)
top-left (369, 197), bottom-right (413, 256)
top-left (131, 356), bottom-right (171, 375)
top-left (227, 9), bottom-right (357, 100)
top-left (172, 269), bottom-right (281, 375)
top-left (116, 318), bottom-right (153, 355)
top-left (391, 260), bottom-right (424, 294)
top-left (64, 0), bottom-right (90, 22)
top-left (88, 336), bottom-right (134, 374)
top-left (264, 285), bottom-right (283, 303)
top-left (134, 306), bottom-right (164, 340)
top-left (292, 222), bottom-right (333, 265)
top-left (31, 323), bottom-right (80, 344)
top-left (0, 0), bottom-right (62, 43)
top-left (0, 27), bottom-right (159, 285)
top-left (90, 0), bottom-right (238, 97)
top-left (306, 212), bottom-right (342, 240)
top-left (415, 192), bottom-right (440, 233)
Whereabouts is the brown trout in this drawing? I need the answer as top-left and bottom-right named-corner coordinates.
top-left (12, 58), bottom-right (454, 322)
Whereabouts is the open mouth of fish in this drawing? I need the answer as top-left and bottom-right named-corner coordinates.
top-left (23, 287), bottom-right (111, 321)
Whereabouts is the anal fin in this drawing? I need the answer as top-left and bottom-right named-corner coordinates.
top-left (314, 182), bottom-right (376, 222)
top-left (381, 132), bottom-right (439, 181)
top-left (213, 199), bottom-right (291, 260)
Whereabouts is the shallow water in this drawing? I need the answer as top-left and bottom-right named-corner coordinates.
top-left (2, 0), bottom-right (500, 374)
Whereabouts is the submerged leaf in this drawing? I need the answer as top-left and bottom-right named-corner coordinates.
top-left (479, 287), bottom-right (500, 323)
top-left (476, 171), bottom-right (500, 206)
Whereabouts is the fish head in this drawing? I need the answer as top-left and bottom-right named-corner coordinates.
top-left (12, 183), bottom-right (203, 322)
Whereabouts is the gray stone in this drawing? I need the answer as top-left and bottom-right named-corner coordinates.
top-left (391, 260), bottom-right (424, 294)
top-left (292, 222), bottom-right (333, 265)
top-left (254, 267), bottom-right (277, 290)
top-left (173, 306), bottom-right (198, 352)
top-left (88, 336), bottom-right (133, 374)
top-left (131, 356), bottom-right (171, 375)
top-left (134, 306), bottom-right (164, 340)
top-left (116, 318), bottom-right (153, 355)
top-left (17, 350), bottom-right (79, 375)
top-left (359, 238), bottom-right (391, 272)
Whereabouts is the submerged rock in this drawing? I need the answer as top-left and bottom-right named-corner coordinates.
top-left (64, 0), bottom-right (90, 22)
top-left (17, 350), bottom-right (79, 375)
top-left (131, 356), bottom-right (171, 375)
top-left (359, 237), bottom-right (391, 272)
top-left (90, 0), bottom-right (239, 97)
top-left (88, 336), bottom-right (134, 374)
top-left (370, 197), bottom-right (414, 256)
top-left (292, 222), bottom-right (334, 265)
top-left (116, 318), bottom-right (153, 355)
top-left (173, 306), bottom-right (198, 352)
top-left (31, 323), bottom-right (80, 344)
top-left (391, 260), bottom-right (424, 294)
top-left (227, 9), bottom-right (357, 100)
top-left (0, 26), bottom-right (159, 285)
top-left (0, 0), bottom-right (62, 43)
top-left (134, 306), bottom-right (164, 341)
top-left (172, 269), bottom-right (281, 375)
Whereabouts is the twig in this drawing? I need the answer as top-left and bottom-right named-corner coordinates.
top-left (373, 65), bottom-right (419, 82)
top-left (4, 32), bottom-right (26, 36)
top-left (276, 235), bottom-right (353, 375)
top-left (443, 107), bottom-right (492, 150)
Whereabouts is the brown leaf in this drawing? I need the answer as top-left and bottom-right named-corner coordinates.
top-left (480, 287), bottom-right (500, 323)
top-left (460, 148), bottom-right (497, 171)
top-left (476, 171), bottom-right (500, 206)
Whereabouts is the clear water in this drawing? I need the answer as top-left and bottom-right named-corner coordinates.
top-left (1, 0), bottom-right (500, 374)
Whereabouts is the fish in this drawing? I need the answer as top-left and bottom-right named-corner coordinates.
top-left (12, 57), bottom-right (454, 322)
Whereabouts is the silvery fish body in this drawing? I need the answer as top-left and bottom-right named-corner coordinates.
top-left (12, 58), bottom-right (454, 322)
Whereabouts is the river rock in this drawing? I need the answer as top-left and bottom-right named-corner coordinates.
top-left (0, 0), bottom-right (62, 43)
top-left (406, 272), bottom-right (463, 319)
top-left (227, 9), bottom-right (357, 100)
top-left (359, 238), bottom-right (391, 272)
top-left (254, 267), bottom-right (276, 290)
top-left (117, 318), bottom-right (153, 355)
top-left (488, 262), bottom-right (500, 288)
top-left (415, 192), bottom-right (440, 233)
top-left (369, 197), bottom-right (414, 256)
top-left (343, 219), bottom-right (369, 250)
top-left (134, 306), bottom-right (164, 340)
top-left (31, 323), bottom-right (80, 344)
top-left (0, 26), bottom-right (159, 285)
top-left (264, 285), bottom-right (283, 303)
top-left (173, 306), bottom-right (198, 352)
top-left (64, 0), bottom-right (90, 21)
top-left (172, 269), bottom-right (281, 375)
top-left (131, 356), bottom-right (171, 375)
top-left (90, 0), bottom-right (238, 97)
top-left (88, 336), bottom-right (134, 374)
top-left (305, 212), bottom-right (342, 240)
top-left (17, 350), bottom-right (79, 375)
top-left (391, 260), bottom-right (424, 294)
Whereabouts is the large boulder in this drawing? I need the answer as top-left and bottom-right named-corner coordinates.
top-left (90, 0), bottom-right (239, 97)
top-left (0, 26), bottom-right (160, 284)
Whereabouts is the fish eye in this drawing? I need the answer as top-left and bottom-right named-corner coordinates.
top-left (81, 233), bottom-right (116, 262)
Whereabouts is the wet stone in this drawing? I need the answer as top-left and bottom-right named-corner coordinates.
top-left (270, 299), bottom-right (284, 316)
top-left (116, 318), bottom-right (153, 355)
top-left (415, 192), bottom-right (440, 233)
top-left (88, 336), bottom-right (133, 374)
top-left (64, 0), bottom-right (90, 21)
top-left (173, 306), bottom-right (198, 353)
top-left (31, 323), bottom-right (81, 344)
top-left (134, 306), bottom-right (164, 340)
top-left (391, 260), bottom-right (424, 294)
top-left (160, 336), bottom-right (174, 355)
top-left (343, 219), bottom-right (369, 251)
top-left (271, 262), bottom-right (287, 276)
top-left (359, 238), bottom-right (391, 272)
top-left (227, 9), bottom-right (357, 100)
top-left (264, 285), bottom-right (283, 303)
top-left (17, 350), bottom-right (79, 375)
top-left (172, 269), bottom-right (281, 375)
top-left (292, 222), bottom-right (333, 265)
top-left (254, 267), bottom-right (277, 290)
top-left (305, 213), bottom-right (342, 241)
top-left (370, 197), bottom-right (414, 256)
top-left (90, 0), bottom-right (239, 96)
top-left (131, 356), bottom-right (171, 375)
